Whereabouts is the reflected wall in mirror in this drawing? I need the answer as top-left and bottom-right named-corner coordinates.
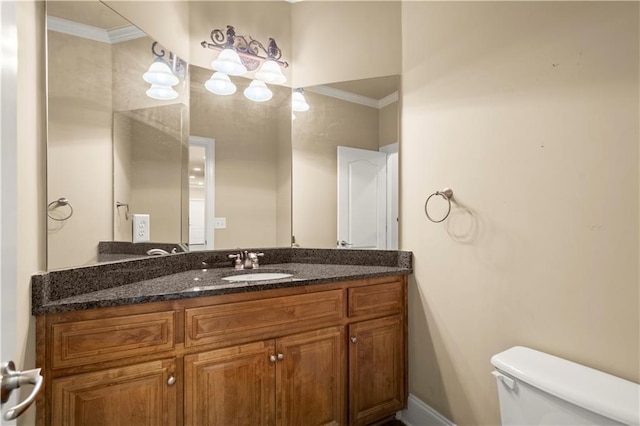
top-left (189, 65), bottom-right (292, 250)
top-left (46, 1), bottom-right (188, 270)
top-left (292, 76), bottom-right (400, 250)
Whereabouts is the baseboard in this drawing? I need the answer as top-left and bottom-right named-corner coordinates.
top-left (396, 394), bottom-right (456, 426)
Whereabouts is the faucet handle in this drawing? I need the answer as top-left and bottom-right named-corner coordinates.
top-left (228, 253), bottom-right (243, 269)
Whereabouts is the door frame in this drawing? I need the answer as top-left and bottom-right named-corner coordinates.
top-left (188, 136), bottom-right (215, 250)
top-left (379, 143), bottom-right (399, 250)
top-left (1, 0), bottom-right (19, 417)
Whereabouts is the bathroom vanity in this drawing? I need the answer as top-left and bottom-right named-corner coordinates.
top-left (32, 248), bottom-right (411, 426)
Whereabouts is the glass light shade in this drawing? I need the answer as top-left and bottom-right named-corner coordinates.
top-left (211, 48), bottom-right (247, 76)
top-left (254, 60), bottom-right (286, 84)
top-left (204, 72), bottom-right (237, 95)
top-left (143, 60), bottom-right (179, 87)
top-left (146, 84), bottom-right (179, 100)
top-left (244, 80), bottom-right (273, 102)
top-left (292, 91), bottom-right (310, 112)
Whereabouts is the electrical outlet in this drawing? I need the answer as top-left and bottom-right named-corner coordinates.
top-left (214, 217), bottom-right (227, 229)
top-left (132, 214), bottom-right (150, 242)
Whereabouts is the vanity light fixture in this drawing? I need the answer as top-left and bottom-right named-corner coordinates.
top-left (143, 42), bottom-right (186, 101)
top-left (292, 88), bottom-right (310, 112)
top-left (201, 25), bottom-right (288, 102)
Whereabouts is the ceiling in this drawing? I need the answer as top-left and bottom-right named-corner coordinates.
top-left (326, 75), bottom-right (399, 100)
top-left (47, 1), bottom-right (130, 30)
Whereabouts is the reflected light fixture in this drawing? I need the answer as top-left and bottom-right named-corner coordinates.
top-left (244, 80), bottom-right (273, 102)
top-left (201, 25), bottom-right (288, 102)
top-left (292, 88), bottom-right (310, 112)
top-left (204, 72), bottom-right (237, 95)
top-left (143, 42), bottom-right (186, 101)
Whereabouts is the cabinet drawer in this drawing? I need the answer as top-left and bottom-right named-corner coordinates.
top-left (185, 290), bottom-right (344, 348)
top-left (51, 311), bottom-right (175, 369)
top-left (348, 281), bottom-right (403, 318)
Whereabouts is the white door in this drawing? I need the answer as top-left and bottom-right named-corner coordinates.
top-left (1, 2), bottom-right (43, 422)
top-left (337, 146), bottom-right (387, 250)
top-left (189, 199), bottom-right (206, 245)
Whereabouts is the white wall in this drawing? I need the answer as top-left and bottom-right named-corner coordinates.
top-left (401, 2), bottom-right (639, 424)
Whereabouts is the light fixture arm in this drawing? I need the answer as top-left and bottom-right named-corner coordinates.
top-left (150, 41), bottom-right (187, 80)
top-left (201, 25), bottom-right (289, 71)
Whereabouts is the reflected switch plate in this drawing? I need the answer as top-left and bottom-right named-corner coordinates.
top-left (133, 214), bottom-right (150, 242)
top-left (214, 217), bottom-right (226, 229)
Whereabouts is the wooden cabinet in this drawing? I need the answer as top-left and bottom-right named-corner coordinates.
top-left (348, 316), bottom-right (405, 426)
top-left (50, 359), bottom-right (177, 426)
top-left (185, 340), bottom-right (276, 425)
top-left (184, 326), bottom-right (345, 426)
top-left (37, 275), bottom-right (407, 426)
top-left (277, 326), bottom-right (345, 426)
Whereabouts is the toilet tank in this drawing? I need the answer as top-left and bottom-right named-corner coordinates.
top-left (491, 346), bottom-right (640, 426)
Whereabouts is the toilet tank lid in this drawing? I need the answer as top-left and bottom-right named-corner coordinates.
top-left (491, 346), bottom-right (640, 426)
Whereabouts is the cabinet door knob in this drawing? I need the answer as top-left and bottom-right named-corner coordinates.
top-left (277, 353), bottom-right (284, 361)
top-left (269, 355), bottom-right (277, 363)
top-left (167, 376), bottom-right (176, 386)
top-left (350, 337), bottom-right (358, 344)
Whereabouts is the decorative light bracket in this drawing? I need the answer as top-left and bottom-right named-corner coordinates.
top-left (151, 41), bottom-right (187, 80)
top-left (201, 25), bottom-right (289, 71)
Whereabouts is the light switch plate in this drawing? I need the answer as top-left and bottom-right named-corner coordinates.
top-left (132, 214), bottom-right (150, 242)
top-left (214, 217), bottom-right (227, 229)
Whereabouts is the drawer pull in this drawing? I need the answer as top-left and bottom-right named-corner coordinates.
top-left (167, 376), bottom-right (176, 386)
top-left (350, 337), bottom-right (358, 344)
top-left (277, 353), bottom-right (284, 361)
top-left (269, 355), bottom-right (277, 363)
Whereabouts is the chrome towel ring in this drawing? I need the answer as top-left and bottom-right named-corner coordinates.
top-left (47, 198), bottom-right (74, 221)
top-left (424, 188), bottom-right (453, 223)
top-left (116, 201), bottom-right (130, 220)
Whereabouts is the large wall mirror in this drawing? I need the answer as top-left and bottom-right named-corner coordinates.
top-left (45, 1), bottom-right (400, 270)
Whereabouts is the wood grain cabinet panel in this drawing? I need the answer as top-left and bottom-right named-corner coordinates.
top-left (348, 315), bottom-right (405, 426)
top-left (51, 359), bottom-right (177, 426)
top-left (184, 341), bottom-right (276, 426)
top-left (348, 281), bottom-right (403, 318)
top-left (185, 290), bottom-right (344, 349)
top-left (277, 327), bottom-right (346, 426)
top-left (51, 311), bottom-right (175, 369)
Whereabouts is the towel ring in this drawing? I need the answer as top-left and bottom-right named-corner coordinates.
top-left (116, 201), bottom-right (130, 220)
top-left (424, 188), bottom-right (453, 223)
top-left (47, 198), bottom-right (74, 221)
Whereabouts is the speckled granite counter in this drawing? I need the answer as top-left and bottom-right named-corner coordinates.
top-left (32, 248), bottom-right (412, 315)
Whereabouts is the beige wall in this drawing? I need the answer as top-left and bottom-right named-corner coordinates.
top-left (104, 1), bottom-right (191, 62)
top-left (291, 1), bottom-right (401, 88)
top-left (190, 65), bottom-right (285, 249)
top-left (292, 92), bottom-right (380, 248)
top-left (401, 2), bottom-right (639, 425)
top-left (276, 104), bottom-right (292, 247)
top-left (379, 102), bottom-right (398, 148)
top-left (47, 31), bottom-right (113, 269)
top-left (16, 2), bottom-right (46, 425)
top-left (113, 113), bottom-right (133, 242)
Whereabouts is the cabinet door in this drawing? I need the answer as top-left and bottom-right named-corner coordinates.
top-left (349, 315), bottom-right (404, 426)
top-left (51, 359), bottom-right (177, 426)
top-left (184, 340), bottom-right (276, 426)
top-left (276, 326), bottom-right (346, 426)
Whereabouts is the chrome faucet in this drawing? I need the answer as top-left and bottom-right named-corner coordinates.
top-left (146, 248), bottom-right (177, 256)
top-left (228, 251), bottom-right (264, 269)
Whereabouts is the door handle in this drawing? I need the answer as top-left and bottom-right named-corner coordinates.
top-left (1, 361), bottom-right (43, 421)
top-left (339, 240), bottom-right (353, 248)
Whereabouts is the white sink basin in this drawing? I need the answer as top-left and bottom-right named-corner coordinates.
top-left (222, 272), bottom-right (293, 282)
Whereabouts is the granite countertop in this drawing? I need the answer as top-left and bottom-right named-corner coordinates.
top-left (32, 248), bottom-right (412, 315)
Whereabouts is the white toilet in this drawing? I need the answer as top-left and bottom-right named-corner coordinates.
top-left (491, 346), bottom-right (640, 426)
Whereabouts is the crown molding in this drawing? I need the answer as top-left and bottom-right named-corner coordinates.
top-left (307, 85), bottom-right (398, 110)
top-left (378, 91), bottom-right (399, 108)
top-left (47, 16), bottom-right (110, 43)
top-left (47, 16), bottom-right (145, 44)
top-left (107, 26), bottom-right (146, 43)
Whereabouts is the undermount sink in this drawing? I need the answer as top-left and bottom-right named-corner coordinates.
top-left (222, 272), bottom-right (293, 282)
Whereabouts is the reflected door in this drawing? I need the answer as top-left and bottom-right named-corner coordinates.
top-left (337, 146), bottom-right (387, 250)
